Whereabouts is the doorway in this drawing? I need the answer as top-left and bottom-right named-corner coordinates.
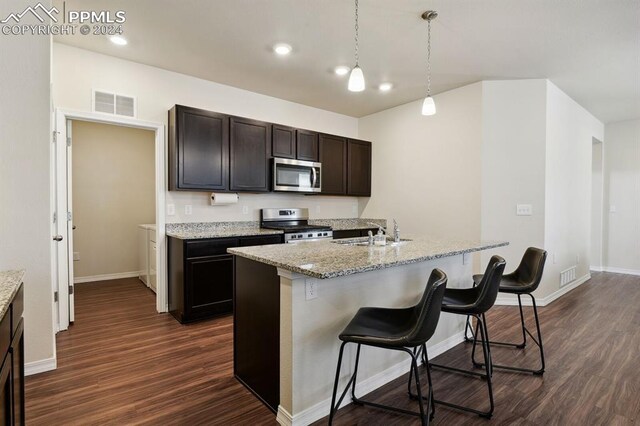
top-left (591, 138), bottom-right (604, 271)
top-left (52, 109), bottom-right (166, 332)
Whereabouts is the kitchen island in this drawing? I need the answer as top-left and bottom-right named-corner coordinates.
top-left (229, 237), bottom-right (508, 426)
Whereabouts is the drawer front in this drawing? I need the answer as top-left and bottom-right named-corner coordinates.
top-left (185, 238), bottom-right (239, 258)
top-left (11, 285), bottom-right (24, 336)
top-left (0, 312), bottom-right (10, 364)
top-left (239, 235), bottom-right (283, 247)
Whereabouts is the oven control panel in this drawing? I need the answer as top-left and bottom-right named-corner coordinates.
top-left (284, 230), bottom-right (333, 243)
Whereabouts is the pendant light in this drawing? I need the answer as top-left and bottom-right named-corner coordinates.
top-left (348, 0), bottom-right (365, 92)
top-left (421, 10), bottom-right (437, 115)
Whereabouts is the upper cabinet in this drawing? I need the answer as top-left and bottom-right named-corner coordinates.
top-left (169, 105), bottom-right (229, 191)
top-left (319, 134), bottom-right (347, 195)
top-left (168, 105), bottom-right (371, 197)
top-left (230, 116), bottom-right (271, 192)
top-left (347, 139), bottom-right (372, 196)
top-left (296, 129), bottom-right (319, 162)
top-left (272, 124), bottom-right (296, 159)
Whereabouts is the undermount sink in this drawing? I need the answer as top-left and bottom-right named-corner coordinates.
top-left (332, 237), bottom-right (412, 247)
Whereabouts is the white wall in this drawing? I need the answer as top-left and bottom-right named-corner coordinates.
top-left (52, 43), bottom-right (362, 223)
top-left (72, 121), bottom-right (155, 279)
top-left (0, 1), bottom-right (55, 364)
top-left (544, 82), bottom-right (604, 297)
top-left (591, 140), bottom-right (604, 269)
top-left (603, 119), bottom-right (640, 273)
top-left (358, 82), bottom-right (483, 249)
top-left (480, 80), bottom-right (548, 280)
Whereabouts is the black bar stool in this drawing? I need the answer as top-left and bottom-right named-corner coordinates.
top-left (328, 269), bottom-right (448, 426)
top-left (429, 255), bottom-right (506, 419)
top-left (466, 247), bottom-right (547, 375)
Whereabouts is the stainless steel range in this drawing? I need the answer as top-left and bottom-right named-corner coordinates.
top-left (260, 208), bottom-right (332, 243)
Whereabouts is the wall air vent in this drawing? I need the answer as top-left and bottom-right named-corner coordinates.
top-left (92, 90), bottom-right (136, 118)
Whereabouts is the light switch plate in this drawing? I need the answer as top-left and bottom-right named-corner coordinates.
top-left (185, 205), bottom-right (192, 215)
top-left (610, 205), bottom-right (617, 213)
top-left (516, 204), bottom-right (533, 216)
top-left (73, 252), bottom-right (80, 261)
top-left (167, 204), bottom-right (175, 216)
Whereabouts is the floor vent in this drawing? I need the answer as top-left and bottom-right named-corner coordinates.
top-left (92, 90), bottom-right (136, 118)
top-left (560, 266), bottom-right (577, 287)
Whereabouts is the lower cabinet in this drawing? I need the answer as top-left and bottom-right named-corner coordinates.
top-left (0, 284), bottom-right (24, 425)
top-left (168, 234), bottom-right (283, 323)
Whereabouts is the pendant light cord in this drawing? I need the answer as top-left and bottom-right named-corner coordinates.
top-left (427, 18), bottom-right (431, 97)
top-left (354, 0), bottom-right (359, 66)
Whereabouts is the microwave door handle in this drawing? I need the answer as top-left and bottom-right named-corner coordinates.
top-left (311, 167), bottom-right (317, 188)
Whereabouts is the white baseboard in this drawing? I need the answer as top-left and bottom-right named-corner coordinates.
top-left (602, 266), bottom-right (640, 276)
top-left (25, 357), bottom-right (57, 376)
top-left (277, 331), bottom-right (465, 426)
top-left (74, 271), bottom-right (140, 284)
top-left (495, 273), bottom-right (591, 307)
top-left (590, 266), bottom-right (604, 272)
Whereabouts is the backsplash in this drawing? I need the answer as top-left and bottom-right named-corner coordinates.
top-left (165, 191), bottom-right (364, 223)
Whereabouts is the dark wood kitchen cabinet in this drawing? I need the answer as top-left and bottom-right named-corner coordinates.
top-left (296, 129), bottom-right (319, 162)
top-left (347, 139), bottom-right (372, 196)
top-left (168, 234), bottom-right (284, 323)
top-left (272, 124), bottom-right (296, 159)
top-left (319, 134), bottom-right (348, 195)
top-left (230, 117), bottom-right (271, 192)
top-left (0, 284), bottom-right (24, 425)
top-left (169, 105), bottom-right (229, 191)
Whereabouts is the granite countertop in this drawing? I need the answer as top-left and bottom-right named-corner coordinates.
top-left (309, 218), bottom-right (386, 231)
top-left (229, 237), bottom-right (508, 279)
top-left (165, 218), bottom-right (388, 240)
top-left (0, 270), bottom-right (25, 319)
top-left (166, 222), bottom-right (283, 239)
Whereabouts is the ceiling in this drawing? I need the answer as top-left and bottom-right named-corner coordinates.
top-left (53, 0), bottom-right (640, 123)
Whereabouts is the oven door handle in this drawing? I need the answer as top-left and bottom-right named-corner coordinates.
top-left (311, 167), bottom-right (317, 188)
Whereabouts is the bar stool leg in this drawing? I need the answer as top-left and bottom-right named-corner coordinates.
top-left (329, 341), bottom-right (347, 425)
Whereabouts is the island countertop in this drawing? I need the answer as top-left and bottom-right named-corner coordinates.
top-left (228, 237), bottom-right (508, 279)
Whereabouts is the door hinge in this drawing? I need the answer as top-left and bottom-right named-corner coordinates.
top-left (67, 211), bottom-right (72, 221)
top-left (53, 212), bottom-right (57, 224)
top-left (67, 136), bottom-right (72, 147)
top-left (69, 285), bottom-right (74, 295)
top-left (54, 291), bottom-right (58, 302)
top-left (52, 131), bottom-right (57, 143)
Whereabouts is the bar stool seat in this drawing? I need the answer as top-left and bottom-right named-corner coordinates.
top-left (472, 274), bottom-right (532, 293)
top-left (329, 269), bottom-right (448, 426)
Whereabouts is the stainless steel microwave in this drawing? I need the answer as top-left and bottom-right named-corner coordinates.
top-left (272, 158), bottom-right (321, 193)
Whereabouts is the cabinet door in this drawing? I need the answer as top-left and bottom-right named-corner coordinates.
top-left (239, 235), bottom-right (284, 246)
top-left (319, 134), bottom-right (347, 195)
top-left (332, 229), bottom-right (361, 239)
top-left (296, 129), bottom-right (318, 162)
top-left (186, 255), bottom-right (234, 320)
top-left (0, 355), bottom-right (11, 426)
top-left (272, 124), bottom-right (295, 159)
top-left (347, 139), bottom-right (372, 196)
top-left (230, 117), bottom-right (271, 192)
top-left (10, 320), bottom-right (24, 426)
top-left (170, 106), bottom-right (229, 191)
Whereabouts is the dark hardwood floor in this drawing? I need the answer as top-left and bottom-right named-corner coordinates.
top-left (26, 273), bottom-right (640, 425)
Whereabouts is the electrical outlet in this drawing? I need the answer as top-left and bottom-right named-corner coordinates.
top-left (351, 205), bottom-right (358, 215)
top-left (516, 204), bottom-right (533, 216)
top-left (167, 204), bottom-right (175, 216)
top-left (305, 280), bottom-right (317, 300)
top-left (73, 252), bottom-right (80, 261)
top-left (463, 253), bottom-right (471, 265)
top-left (610, 205), bottom-right (617, 213)
top-left (315, 205), bottom-right (320, 213)
top-left (185, 205), bottom-right (192, 215)
top-left (242, 206), bottom-right (249, 215)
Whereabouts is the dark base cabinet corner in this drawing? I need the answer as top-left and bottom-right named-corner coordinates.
top-left (234, 256), bottom-right (281, 413)
top-left (0, 284), bottom-right (24, 425)
top-left (168, 234), bottom-right (283, 324)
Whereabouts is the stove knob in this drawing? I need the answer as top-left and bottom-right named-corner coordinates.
top-left (308, 233), bottom-right (313, 237)
top-left (298, 234), bottom-right (303, 238)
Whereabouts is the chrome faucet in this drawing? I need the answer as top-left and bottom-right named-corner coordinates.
top-left (367, 220), bottom-right (401, 243)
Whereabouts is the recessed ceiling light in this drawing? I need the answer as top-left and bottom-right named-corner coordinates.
top-left (273, 43), bottom-right (292, 56)
top-left (110, 36), bottom-right (128, 46)
top-left (379, 83), bottom-right (393, 91)
top-left (334, 66), bottom-right (350, 76)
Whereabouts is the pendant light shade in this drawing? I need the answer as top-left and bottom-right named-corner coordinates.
top-left (348, 65), bottom-right (365, 92)
top-left (422, 96), bottom-right (436, 116)
top-left (421, 10), bottom-right (438, 116)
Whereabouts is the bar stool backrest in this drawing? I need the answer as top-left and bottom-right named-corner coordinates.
top-left (508, 247), bottom-right (547, 292)
top-left (405, 268), bottom-right (448, 347)
top-left (474, 255), bottom-right (507, 314)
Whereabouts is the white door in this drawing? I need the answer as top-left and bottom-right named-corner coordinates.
top-left (53, 113), bottom-right (75, 330)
